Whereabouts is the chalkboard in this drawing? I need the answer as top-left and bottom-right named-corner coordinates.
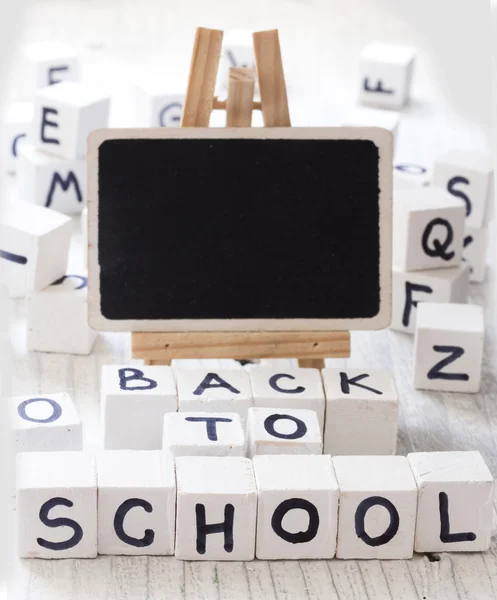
top-left (88, 127), bottom-right (392, 332)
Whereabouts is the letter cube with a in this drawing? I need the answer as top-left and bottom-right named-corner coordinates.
top-left (463, 227), bottom-right (488, 283)
top-left (1, 101), bottom-right (33, 174)
top-left (27, 274), bottom-right (97, 355)
top-left (253, 455), bottom-right (339, 559)
top-left (393, 163), bottom-right (431, 190)
top-left (163, 412), bottom-right (245, 457)
top-left (175, 456), bottom-right (257, 560)
top-left (134, 81), bottom-right (184, 127)
top-left (17, 451), bottom-right (97, 558)
top-left (101, 365), bottom-right (177, 450)
top-left (393, 188), bottom-right (466, 271)
top-left (333, 455), bottom-right (417, 559)
top-left (0, 198), bottom-right (72, 298)
top-left (414, 303), bottom-right (484, 393)
top-left (408, 451), bottom-right (494, 552)
top-left (21, 40), bottom-right (80, 95)
top-left (358, 42), bottom-right (416, 109)
top-left (246, 407), bottom-right (322, 458)
top-left (322, 368), bottom-right (398, 456)
top-left (33, 82), bottom-right (109, 160)
top-left (97, 451), bottom-right (176, 555)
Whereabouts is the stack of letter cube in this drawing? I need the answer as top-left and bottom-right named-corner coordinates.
top-left (13, 365), bottom-right (494, 560)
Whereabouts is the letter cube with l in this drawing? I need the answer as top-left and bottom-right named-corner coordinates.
top-left (1, 101), bottom-right (33, 174)
top-left (414, 303), bottom-right (484, 393)
top-left (101, 365), bottom-right (177, 450)
top-left (33, 82), bottom-right (109, 160)
top-left (408, 451), bottom-right (494, 552)
top-left (175, 456), bottom-right (257, 560)
top-left (134, 81), bottom-right (184, 127)
top-left (21, 41), bottom-right (80, 95)
top-left (333, 456), bottom-right (417, 559)
top-left (17, 451), bottom-right (97, 558)
top-left (253, 455), bottom-right (339, 559)
top-left (97, 451), bottom-right (176, 555)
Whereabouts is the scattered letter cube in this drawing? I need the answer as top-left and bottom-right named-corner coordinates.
top-left (21, 40), bottom-right (80, 94)
top-left (463, 227), bottom-right (488, 283)
top-left (218, 30), bottom-right (257, 92)
top-left (393, 163), bottom-right (431, 190)
top-left (134, 81), bottom-right (184, 127)
top-left (1, 101), bottom-right (33, 174)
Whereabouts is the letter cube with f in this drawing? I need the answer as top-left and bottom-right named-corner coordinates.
top-left (21, 41), bottom-right (80, 95)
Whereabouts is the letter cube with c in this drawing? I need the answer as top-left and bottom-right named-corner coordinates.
top-left (1, 101), bottom-right (33, 175)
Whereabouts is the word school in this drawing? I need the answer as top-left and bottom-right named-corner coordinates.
top-left (17, 451), bottom-right (493, 561)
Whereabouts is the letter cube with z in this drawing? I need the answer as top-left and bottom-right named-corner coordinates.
top-left (101, 365), bottom-right (177, 450)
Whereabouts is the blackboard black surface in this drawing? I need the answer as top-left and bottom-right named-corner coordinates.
top-left (88, 128), bottom-right (392, 332)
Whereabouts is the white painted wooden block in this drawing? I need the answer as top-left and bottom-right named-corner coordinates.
top-left (393, 163), bottom-right (431, 190)
top-left (333, 455), bottom-right (417, 559)
top-left (101, 365), bottom-right (177, 450)
top-left (248, 366), bottom-right (325, 432)
top-left (218, 30), bottom-right (257, 92)
top-left (21, 41), bottom-right (80, 95)
top-left (17, 451), bottom-right (97, 558)
top-left (463, 227), bottom-right (488, 283)
top-left (391, 263), bottom-right (470, 334)
top-left (253, 454), bottom-right (339, 559)
top-left (81, 205), bottom-right (88, 269)
top-left (414, 302), bottom-right (484, 393)
top-left (33, 82), bottom-right (110, 160)
top-left (9, 392), bottom-right (82, 453)
top-left (358, 42), bottom-right (416, 109)
top-left (134, 81), bottom-right (184, 127)
top-left (97, 450), bottom-right (176, 555)
top-left (0, 198), bottom-right (72, 298)
top-left (1, 101), bottom-right (33, 174)
top-left (176, 368), bottom-right (253, 425)
top-left (18, 144), bottom-right (86, 215)
top-left (246, 407), bottom-right (322, 458)
top-left (163, 411), bottom-right (245, 457)
top-left (393, 187), bottom-right (466, 271)
top-left (175, 456), bottom-right (257, 560)
top-left (343, 107), bottom-right (399, 143)
top-left (408, 451), bottom-right (494, 552)
top-left (322, 368), bottom-right (398, 456)
top-left (432, 150), bottom-right (494, 228)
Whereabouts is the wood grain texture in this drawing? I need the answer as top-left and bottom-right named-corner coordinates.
top-left (226, 67), bottom-right (255, 127)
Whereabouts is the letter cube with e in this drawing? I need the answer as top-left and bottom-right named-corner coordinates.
top-left (414, 303), bottom-right (484, 393)
top-left (246, 407), bottom-right (322, 458)
top-left (27, 274), bottom-right (97, 355)
top-left (9, 393), bottom-right (82, 453)
top-left (134, 81), bottom-right (184, 127)
top-left (358, 42), bottom-right (416, 109)
top-left (175, 456), bottom-right (257, 560)
top-left (163, 412), bottom-right (246, 457)
top-left (33, 82), bottom-right (109, 160)
top-left (1, 101), bottom-right (33, 174)
top-left (408, 451), bottom-right (494, 553)
top-left (97, 451), bottom-right (176, 555)
top-left (17, 451), bottom-right (97, 558)
top-left (322, 368), bottom-right (398, 456)
top-left (394, 163), bottom-right (431, 190)
top-left (253, 455), bottom-right (339, 559)
top-left (101, 365), bottom-right (177, 450)
top-left (463, 227), bottom-right (488, 283)
top-left (21, 40), bottom-right (80, 95)
top-left (333, 456), bottom-right (417, 559)
top-left (393, 188), bottom-right (466, 271)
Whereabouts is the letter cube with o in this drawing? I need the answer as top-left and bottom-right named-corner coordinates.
top-left (408, 451), bottom-right (494, 553)
top-left (333, 456), bottom-right (418, 559)
top-left (21, 41), bottom-right (80, 95)
top-left (17, 451), bottom-right (97, 558)
top-left (175, 456), bottom-right (257, 560)
top-left (1, 101), bottom-right (33, 175)
top-left (101, 365), bottom-right (177, 450)
top-left (414, 303), bottom-right (484, 393)
top-left (97, 451), bottom-right (176, 555)
top-left (253, 455), bottom-right (339, 559)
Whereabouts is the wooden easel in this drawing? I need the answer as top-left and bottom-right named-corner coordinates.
top-left (132, 27), bottom-right (351, 368)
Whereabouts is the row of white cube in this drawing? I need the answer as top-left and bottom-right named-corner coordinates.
top-left (17, 450), bottom-right (494, 559)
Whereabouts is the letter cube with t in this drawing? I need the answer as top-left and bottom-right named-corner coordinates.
top-left (0, 198), bottom-right (72, 298)
top-left (27, 274), bottom-right (97, 355)
top-left (134, 81), bottom-right (184, 127)
top-left (393, 188), bottom-right (466, 272)
top-left (1, 101), bottom-right (33, 174)
top-left (33, 82), bottom-right (109, 160)
top-left (408, 451), bottom-right (494, 552)
top-left (333, 456), bottom-right (417, 559)
top-left (246, 407), bottom-right (322, 458)
top-left (101, 365), bottom-right (177, 450)
top-left (175, 456), bottom-right (257, 560)
top-left (414, 303), bottom-right (484, 393)
top-left (17, 451), bottom-right (97, 558)
top-left (253, 455), bottom-right (339, 559)
top-left (322, 368), bottom-right (398, 456)
top-left (21, 41), bottom-right (80, 95)
top-left (9, 393), bottom-right (82, 453)
top-left (163, 412), bottom-right (246, 457)
top-left (358, 42), bottom-right (416, 109)
top-left (463, 227), bottom-right (488, 283)
top-left (97, 451), bottom-right (176, 555)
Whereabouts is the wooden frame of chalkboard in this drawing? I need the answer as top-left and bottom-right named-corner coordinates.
top-left (88, 126), bottom-right (392, 333)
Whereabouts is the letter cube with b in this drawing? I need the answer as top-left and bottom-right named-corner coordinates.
top-left (1, 101), bottom-right (33, 174)
top-left (414, 303), bottom-right (484, 393)
top-left (101, 365), bottom-right (177, 450)
top-left (21, 41), bottom-right (80, 95)
top-left (175, 456), bottom-right (257, 560)
top-left (134, 81), bottom-right (184, 127)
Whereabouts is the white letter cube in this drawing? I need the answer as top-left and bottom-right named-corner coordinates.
top-left (218, 30), bottom-right (257, 92)
top-left (134, 81), bottom-right (184, 127)
top-left (21, 41), bottom-right (80, 94)
top-left (1, 101), bottom-right (33, 174)
top-left (394, 163), bottom-right (431, 190)
top-left (463, 227), bottom-right (488, 283)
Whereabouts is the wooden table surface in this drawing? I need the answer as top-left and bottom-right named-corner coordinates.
top-left (6, 1), bottom-right (496, 598)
